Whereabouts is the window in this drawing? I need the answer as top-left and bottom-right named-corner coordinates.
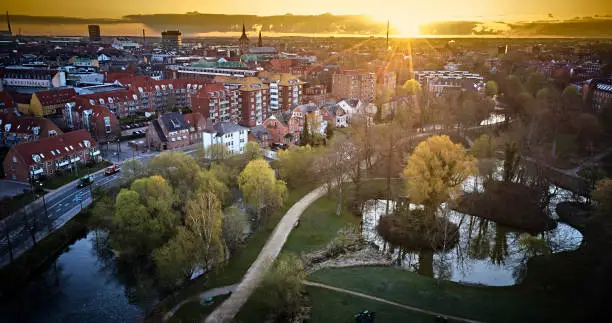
top-left (12, 156), bottom-right (17, 163)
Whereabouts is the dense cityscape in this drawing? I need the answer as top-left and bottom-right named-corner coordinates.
top-left (1, 4), bottom-right (612, 323)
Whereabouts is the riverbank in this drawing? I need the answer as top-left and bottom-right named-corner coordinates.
top-left (0, 207), bottom-right (92, 298)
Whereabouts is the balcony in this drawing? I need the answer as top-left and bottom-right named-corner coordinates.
top-left (30, 167), bottom-right (44, 175)
top-left (70, 156), bottom-right (81, 163)
top-left (56, 160), bottom-right (70, 167)
top-left (91, 149), bottom-right (101, 156)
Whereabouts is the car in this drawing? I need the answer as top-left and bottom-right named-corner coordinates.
top-left (104, 164), bottom-right (121, 176)
top-left (77, 175), bottom-right (93, 188)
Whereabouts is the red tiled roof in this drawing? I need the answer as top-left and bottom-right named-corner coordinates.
top-left (89, 105), bottom-right (116, 120)
top-left (9, 93), bottom-right (32, 105)
top-left (34, 88), bottom-right (77, 106)
top-left (194, 83), bottom-right (227, 99)
top-left (75, 90), bottom-right (139, 110)
top-left (0, 92), bottom-right (15, 109)
top-left (10, 129), bottom-right (96, 166)
top-left (112, 76), bottom-right (208, 93)
top-left (0, 112), bottom-right (63, 136)
top-left (268, 58), bottom-right (294, 72)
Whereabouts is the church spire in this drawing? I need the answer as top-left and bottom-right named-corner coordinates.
top-left (258, 30), bottom-right (262, 47)
top-left (242, 23), bottom-right (246, 36)
top-left (6, 11), bottom-right (11, 35)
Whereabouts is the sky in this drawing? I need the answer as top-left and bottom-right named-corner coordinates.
top-left (3, 0), bottom-right (612, 36)
top-left (5, 0), bottom-right (612, 20)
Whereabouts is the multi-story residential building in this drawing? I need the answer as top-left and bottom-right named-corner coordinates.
top-left (88, 25), bottom-right (101, 42)
top-left (258, 72), bottom-right (305, 112)
top-left (29, 88), bottom-right (77, 117)
top-left (172, 65), bottom-right (258, 81)
top-left (72, 90), bottom-right (140, 119)
top-left (413, 70), bottom-right (485, 97)
top-left (190, 83), bottom-right (241, 124)
top-left (184, 113), bottom-right (207, 144)
top-left (87, 106), bottom-right (120, 143)
top-left (202, 121), bottom-right (248, 154)
top-left (146, 112), bottom-right (191, 151)
top-left (586, 79), bottom-right (612, 112)
top-left (262, 115), bottom-right (292, 145)
top-left (303, 84), bottom-right (329, 107)
top-left (376, 69), bottom-right (397, 95)
top-left (0, 112), bottom-right (62, 147)
top-left (332, 70), bottom-right (376, 102)
top-left (3, 129), bottom-right (101, 182)
top-left (213, 76), bottom-right (270, 127)
top-left (0, 66), bottom-right (66, 88)
top-left (161, 30), bottom-right (182, 51)
top-left (112, 37), bottom-right (140, 50)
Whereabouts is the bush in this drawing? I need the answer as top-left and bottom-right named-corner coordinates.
top-left (377, 210), bottom-right (459, 251)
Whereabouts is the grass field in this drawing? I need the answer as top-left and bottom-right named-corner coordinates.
top-left (308, 267), bottom-right (570, 323)
top-left (168, 294), bottom-right (230, 323)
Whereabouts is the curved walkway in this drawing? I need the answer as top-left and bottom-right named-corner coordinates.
top-left (204, 186), bottom-right (328, 323)
top-left (303, 281), bottom-right (487, 323)
top-left (162, 284), bottom-right (237, 322)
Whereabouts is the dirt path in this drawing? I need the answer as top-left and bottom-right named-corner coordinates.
top-left (303, 280), bottom-right (487, 323)
top-left (204, 186), bottom-right (328, 323)
top-left (162, 284), bottom-right (237, 322)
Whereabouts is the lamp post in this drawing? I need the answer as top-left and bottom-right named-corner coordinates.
top-left (38, 182), bottom-right (51, 230)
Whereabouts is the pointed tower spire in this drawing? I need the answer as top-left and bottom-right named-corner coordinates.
top-left (242, 23), bottom-right (246, 36)
top-left (6, 11), bottom-right (11, 35)
top-left (386, 20), bottom-right (389, 50)
top-left (258, 30), bottom-right (262, 47)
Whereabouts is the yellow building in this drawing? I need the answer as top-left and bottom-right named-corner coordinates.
top-left (29, 88), bottom-right (77, 117)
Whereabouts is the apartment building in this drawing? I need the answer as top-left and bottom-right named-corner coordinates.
top-left (332, 70), bottom-right (375, 102)
top-left (190, 83), bottom-right (241, 124)
top-left (258, 71), bottom-right (305, 112)
top-left (213, 76), bottom-right (269, 127)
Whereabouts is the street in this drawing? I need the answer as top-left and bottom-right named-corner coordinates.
top-left (0, 141), bottom-right (201, 268)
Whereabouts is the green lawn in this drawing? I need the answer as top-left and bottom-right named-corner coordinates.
top-left (306, 286), bottom-right (449, 323)
top-left (308, 267), bottom-right (569, 323)
top-left (150, 186), bottom-right (313, 322)
top-left (43, 161), bottom-right (111, 189)
top-left (168, 294), bottom-right (230, 323)
top-left (283, 190), bottom-right (360, 255)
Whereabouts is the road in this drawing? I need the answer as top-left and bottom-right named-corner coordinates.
top-left (0, 142), bottom-right (200, 268)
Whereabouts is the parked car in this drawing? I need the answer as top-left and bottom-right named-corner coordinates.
top-left (104, 164), bottom-right (121, 176)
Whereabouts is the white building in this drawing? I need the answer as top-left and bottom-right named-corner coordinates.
top-left (0, 66), bottom-right (66, 88)
top-left (202, 121), bottom-right (248, 154)
top-left (112, 37), bottom-right (140, 50)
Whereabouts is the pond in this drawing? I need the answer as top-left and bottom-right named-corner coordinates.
top-left (361, 180), bottom-right (583, 286)
top-left (0, 231), bottom-right (150, 323)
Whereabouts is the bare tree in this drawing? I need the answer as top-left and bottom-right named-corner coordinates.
top-left (316, 137), bottom-right (354, 216)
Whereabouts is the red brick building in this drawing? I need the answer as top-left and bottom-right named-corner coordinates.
top-left (73, 90), bottom-right (140, 118)
top-left (3, 129), bottom-right (100, 182)
top-left (262, 115), bottom-right (292, 145)
top-left (213, 76), bottom-right (269, 127)
top-left (258, 72), bottom-right (305, 112)
top-left (303, 84), bottom-right (329, 106)
top-left (332, 70), bottom-right (376, 102)
top-left (0, 92), bottom-right (16, 113)
top-left (183, 112), bottom-right (207, 144)
top-left (0, 112), bottom-right (63, 146)
top-left (190, 83), bottom-right (241, 124)
top-left (146, 112), bottom-right (191, 151)
top-left (88, 106), bottom-right (120, 143)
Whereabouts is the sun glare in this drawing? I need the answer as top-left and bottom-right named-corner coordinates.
top-left (371, 11), bottom-right (424, 37)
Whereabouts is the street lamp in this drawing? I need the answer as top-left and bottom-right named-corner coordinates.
top-left (38, 182), bottom-right (51, 230)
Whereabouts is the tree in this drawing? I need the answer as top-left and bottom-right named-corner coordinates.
top-left (222, 206), bottom-right (248, 252)
top-left (149, 152), bottom-right (201, 198)
top-left (112, 188), bottom-right (177, 256)
top-left (195, 170), bottom-right (229, 205)
top-left (404, 135), bottom-right (476, 214)
top-left (374, 89), bottom-right (391, 122)
top-left (239, 160), bottom-right (287, 222)
top-left (325, 121), bottom-right (335, 141)
top-left (90, 195), bottom-right (115, 230)
top-left (525, 72), bottom-right (547, 96)
top-left (600, 101), bottom-right (612, 133)
top-left (154, 191), bottom-right (225, 287)
top-left (130, 175), bottom-right (176, 215)
top-left (592, 179), bottom-right (612, 218)
top-left (299, 116), bottom-right (311, 146)
top-left (574, 113), bottom-right (601, 151)
top-left (502, 142), bottom-right (521, 183)
top-left (375, 122), bottom-right (409, 216)
top-left (261, 253), bottom-right (306, 319)
top-left (204, 143), bottom-right (231, 164)
top-left (316, 138), bottom-right (353, 216)
top-left (471, 134), bottom-right (497, 159)
top-left (277, 145), bottom-right (318, 188)
top-left (121, 158), bottom-right (145, 183)
top-left (485, 80), bottom-right (498, 97)
top-left (244, 141), bottom-right (262, 161)
top-left (401, 79), bottom-right (423, 97)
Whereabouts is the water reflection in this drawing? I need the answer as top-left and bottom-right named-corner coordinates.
top-left (362, 199), bottom-right (583, 286)
top-left (0, 232), bottom-right (147, 323)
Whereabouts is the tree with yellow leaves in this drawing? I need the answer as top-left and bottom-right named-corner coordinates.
top-left (404, 135), bottom-right (476, 214)
top-left (239, 159), bottom-right (287, 223)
